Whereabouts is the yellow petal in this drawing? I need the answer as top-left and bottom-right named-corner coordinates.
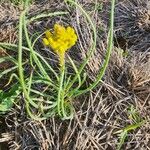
top-left (48, 37), bottom-right (53, 43)
top-left (43, 38), bottom-right (49, 46)
top-left (45, 30), bottom-right (52, 38)
top-left (48, 38), bottom-right (59, 50)
top-left (73, 34), bottom-right (77, 42)
top-left (66, 26), bottom-right (75, 34)
top-left (54, 24), bottom-right (66, 35)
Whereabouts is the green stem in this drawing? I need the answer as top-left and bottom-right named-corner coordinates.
top-left (57, 64), bottom-right (65, 117)
top-left (18, 9), bottom-right (46, 121)
top-left (71, 0), bottom-right (115, 97)
top-left (65, 0), bottom-right (97, 93)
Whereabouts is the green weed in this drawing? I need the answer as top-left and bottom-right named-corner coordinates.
top-left (0, 0), bottom-right (115, 120)
top-left (0, 84), bottom-right (21, 114)
top-left (116, 105), bottom-right (145, 150)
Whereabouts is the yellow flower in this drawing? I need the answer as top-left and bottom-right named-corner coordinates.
top-left (43, 24), bottom-right (77, 66)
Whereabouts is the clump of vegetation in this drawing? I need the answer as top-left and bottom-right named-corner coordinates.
top-left (0, 0), bottom-right (115, 120)
top-left (116, 105), bottom-right (146, 150)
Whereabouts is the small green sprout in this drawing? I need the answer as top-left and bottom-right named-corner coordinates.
top-left (115, 105), bottom-right (145, 150)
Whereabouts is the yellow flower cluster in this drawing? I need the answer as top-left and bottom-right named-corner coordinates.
top-left (43, 24), bottom-right (77, 66)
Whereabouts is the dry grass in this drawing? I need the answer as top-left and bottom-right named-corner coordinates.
top-left (0, 0), bottom-right (150, 149)
top-left (115, 0), bottom-right (150, 51)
